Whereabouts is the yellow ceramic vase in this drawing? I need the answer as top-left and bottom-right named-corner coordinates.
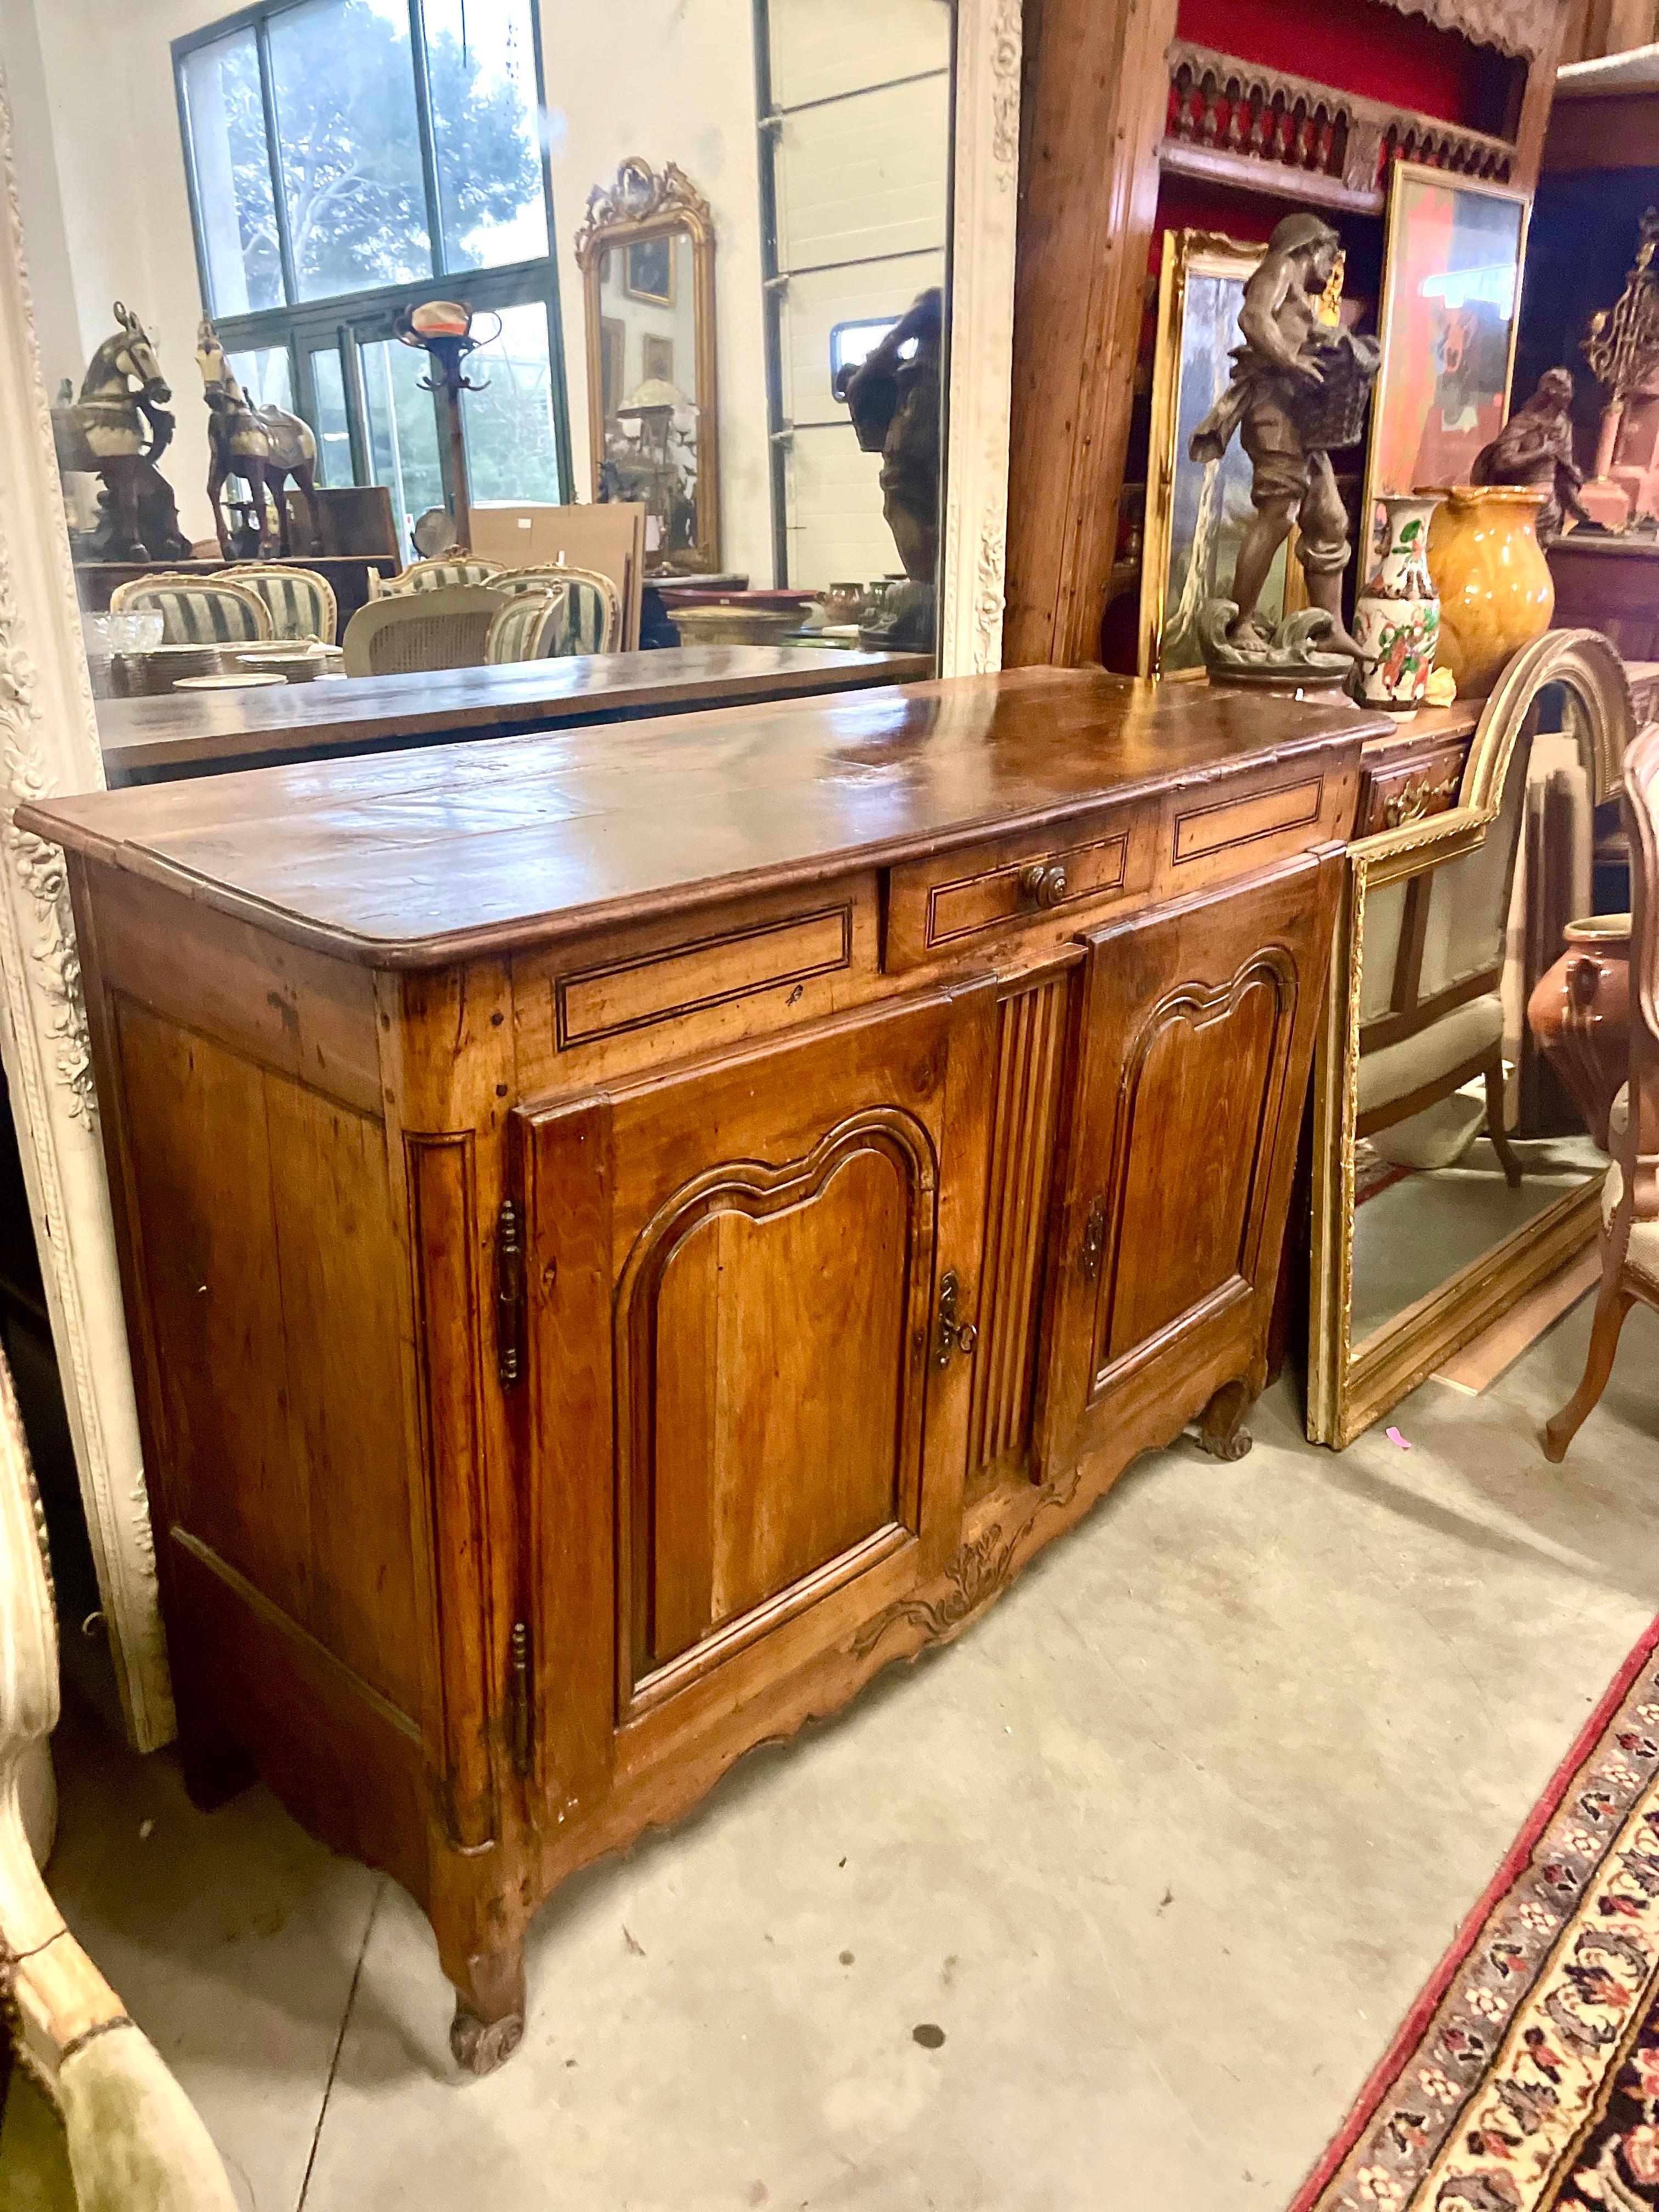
top-left (1424, 485), bottom-right (1554, 699)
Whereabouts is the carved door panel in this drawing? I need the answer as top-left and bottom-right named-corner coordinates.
top-left (511, 986), bottom-right (990, 1821)
top-left (1039, 855), bottom-right (1339, 1477)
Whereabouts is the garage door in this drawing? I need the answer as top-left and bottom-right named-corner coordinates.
top-left (758, 0), bottom-right (951, 589)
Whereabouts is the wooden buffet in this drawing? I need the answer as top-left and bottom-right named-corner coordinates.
top-left (20, 669), bottom-right (1378, 2072)
top-left (94, 644), bottom-right (930, 784)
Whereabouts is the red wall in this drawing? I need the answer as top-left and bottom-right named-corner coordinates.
top-left (1176, 0), bottom-right (1509, 132)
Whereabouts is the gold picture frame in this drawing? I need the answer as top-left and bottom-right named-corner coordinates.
top-left (1307, 631), bottom-right (1633, 1449)
top-left (1361, 161), bottom-right (1532, 562)
top-left (1139, 229), bottom-right (1306, 680)
top-left (622, 235), bottom-right (677, 309)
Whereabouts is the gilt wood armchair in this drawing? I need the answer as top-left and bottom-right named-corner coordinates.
top-left (1544, 721), bottom-right (1659, 1461)
top-left (0, 1344), bottom-right (234, 2209)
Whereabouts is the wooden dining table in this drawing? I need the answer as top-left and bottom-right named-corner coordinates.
top-left (95, 644), bottom-right (933, 785)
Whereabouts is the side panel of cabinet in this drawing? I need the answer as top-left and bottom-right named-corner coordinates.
top-left (515, 985), bottom-right (995, 1826)
top-left (1039, 852), bottom-right (1341, 1477)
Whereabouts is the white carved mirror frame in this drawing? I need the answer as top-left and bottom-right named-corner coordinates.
top-left (0, 2), bottom-right (1022, 1751)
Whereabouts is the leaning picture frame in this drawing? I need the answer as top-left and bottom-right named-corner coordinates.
top-left (1139, 229), bottom-right (1300, 679)
top-left (1362, 162), bottom-right (1531, 559)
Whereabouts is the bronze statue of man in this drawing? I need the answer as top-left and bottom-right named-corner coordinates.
top-left (1470, 367), bottom-right (1590, 543)
top-left (1190, 212), bottom-right (1380, 661)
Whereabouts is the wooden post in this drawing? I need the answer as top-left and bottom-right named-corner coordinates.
top-left (1002, 0), bottom-right (1180, 668)
top-left (442, 381), bottom-right (472, 552)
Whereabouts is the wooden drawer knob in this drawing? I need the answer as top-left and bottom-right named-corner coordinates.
top-left (1020, 862), bottom-right (1069, 910)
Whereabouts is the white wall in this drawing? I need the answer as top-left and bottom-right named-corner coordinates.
top-left (2, 0), bottom-right (774, 575)
top-left (538, 0), bottom-right (770, 582)
top-left (5, 0), bottom-right (250, 544)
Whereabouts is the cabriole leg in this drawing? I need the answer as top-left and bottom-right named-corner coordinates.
top-left (1544, 1278), bottom-right (1635, 1464)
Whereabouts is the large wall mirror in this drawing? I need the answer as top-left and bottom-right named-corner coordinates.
top-left (1308, 633), bottom-right (1634, 1450)
top-left (0, 0), bottom-right (1018, 1747)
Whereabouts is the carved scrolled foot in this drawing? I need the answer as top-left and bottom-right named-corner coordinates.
top-left (1195, 1378), bottom-right (1255, 1462)
top-left (445, 1936), bottom-right (527, 2078)
top-left (450, 2001), bottom-right (524, 2077)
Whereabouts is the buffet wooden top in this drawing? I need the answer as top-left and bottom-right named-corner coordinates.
top-left (94, 644), bottom-right (932, 783)
top-left (31, 667), bottom-right (1385, 968)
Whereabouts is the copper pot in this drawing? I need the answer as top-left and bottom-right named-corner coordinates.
top-left (1526, 913), bottom-right (1632, 1150)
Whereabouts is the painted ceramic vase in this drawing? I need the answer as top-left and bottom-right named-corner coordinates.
top-left (1526, 912), bottom-right (1632, 1152)
top-left (1352, 495), bottom-right (1441, 711)
top-left (1425, 485), bottom-right (1555, 699)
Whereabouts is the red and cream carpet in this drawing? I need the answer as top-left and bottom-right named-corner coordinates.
top-left (1294, 1615), bottom-right (1659, 2212)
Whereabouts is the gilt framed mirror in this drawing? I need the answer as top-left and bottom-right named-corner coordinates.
top-left (1308, 631), bottom-right (1634, 1449)
top-left (576, 159), bottom-right (720, 575)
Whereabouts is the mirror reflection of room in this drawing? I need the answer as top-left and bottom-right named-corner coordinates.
top-left (1348, 680), bottom-right (1607, 1352)
top-left (20, 0), bottom-right (953, 706)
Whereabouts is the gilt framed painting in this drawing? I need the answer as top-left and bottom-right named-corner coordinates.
top-left (1139, 229), bottom-right (1298, 679)
top-left (1363, 162), bottom-right (1531, 557)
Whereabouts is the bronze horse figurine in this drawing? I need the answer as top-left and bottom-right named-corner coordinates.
top-left (196, 318), bottom-right (321, 557)
top-left (52, 303), bottom-right (189, 561)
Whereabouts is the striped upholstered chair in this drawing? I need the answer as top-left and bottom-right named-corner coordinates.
top-left (223, 563), bottom-right (338, 644)
top-left (486, 586), bottom-right (569, 664)
top-left (108, 572), bottom-right (272, 646)
top-left (495, 565), bottom-right (622, 654)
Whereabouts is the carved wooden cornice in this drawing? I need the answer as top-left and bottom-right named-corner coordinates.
top-left (572, 157), bottom-right (714, 268)
top-left (1163, 40), bottom-right (1516, 215)
top-left (1374, 0), bottom-right (1557, 64)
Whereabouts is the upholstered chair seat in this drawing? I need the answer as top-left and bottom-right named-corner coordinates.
top-left (1356, 993), bottom-right (1506, 1120)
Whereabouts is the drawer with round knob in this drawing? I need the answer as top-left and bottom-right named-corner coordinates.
top-left (883, 808), bottom-right (1153, 972)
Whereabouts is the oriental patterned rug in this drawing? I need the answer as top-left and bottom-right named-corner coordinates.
top-left (1293, 1615), bottom-right (1659, 2212)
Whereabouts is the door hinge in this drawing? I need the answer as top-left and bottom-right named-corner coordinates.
top-left (495, 1196), bottom-right (524, 1390)
top-left (508, 1620), bottom-right (532, 1778)
top-left (1080, 1198), bottom-right (1106, 1285)
top-left (934, 1270), bottom-right (978, 1369)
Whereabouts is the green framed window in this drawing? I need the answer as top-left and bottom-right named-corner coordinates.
top-left (174, 0), bottom-right (573, 552)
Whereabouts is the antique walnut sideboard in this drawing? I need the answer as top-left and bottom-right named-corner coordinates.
top-left (20, 668), bottom-right (1379, 2072)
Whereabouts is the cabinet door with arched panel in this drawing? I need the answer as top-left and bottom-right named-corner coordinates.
top-left (508, 982), bottom-right (995, 1828)
top-left (1039, 851), bottom-right (1344, 1478)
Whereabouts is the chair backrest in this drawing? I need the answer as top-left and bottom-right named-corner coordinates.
top-left (108, 572), bottom-right (272, 646)
top-left (496, 563), bottom-right (621, 653)
top-left (223, 562), bottom-right (338, 644)
top-left (1414, 716), bottom-right (1532, 1001)
top-left (1623, 722), bottom-right (1659, 1204)
top-left (486, 586), bottom-right (569, 665)
top-left (341, 584), bottom-right (506, 676)
top-left (375, 554), bottom-right (503, 596)
top-left (469, 501), bottom-right (644, 647)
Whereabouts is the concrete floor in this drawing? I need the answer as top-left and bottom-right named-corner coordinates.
top-left (18, 1290), bottom-right (1659, 2211)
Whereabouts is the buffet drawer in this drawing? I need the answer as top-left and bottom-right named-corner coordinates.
top-left (884, 810), bottom-right (1152, 972)
top-left (1356, 737), bottom-right (1469, 838)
